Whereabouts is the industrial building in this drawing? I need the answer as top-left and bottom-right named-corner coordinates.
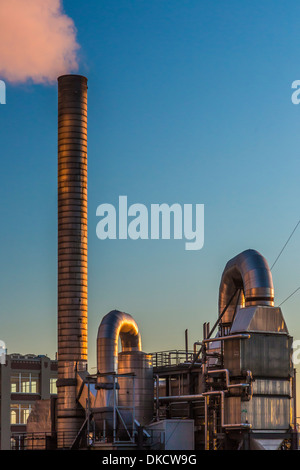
top-left (0, 354), bottom-right (57, 450)
top-left (19, 74), bottom-right (298, 450)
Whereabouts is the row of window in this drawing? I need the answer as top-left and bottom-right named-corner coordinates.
top-left (10, 374), bottom-right (57, 425)
top-left (11, 373), bottom-right (39, 394)
top-left (10, 374), bottom-right (57, 395)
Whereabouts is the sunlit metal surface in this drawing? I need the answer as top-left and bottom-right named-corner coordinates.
top-left (94, 310), bottom-right (141, 410)
top-left (219, 249), bottom-right (274, 324)
top-left (225, 395), bottom-right (291, 430)
top-left (230, 305), bottom-right (289, 334)
top-left (118, 351), bottom-right (154, 426)
top-left (93, 310), bottom-right (155, 433)
top-left (97, 310), bottom-right (141, 376)
top-left (57, 74), bottom-right (88, 449)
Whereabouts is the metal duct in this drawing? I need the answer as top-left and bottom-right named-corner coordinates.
top-left (218, 249), bottom-right (274, 325)
top-left (96, 310), bottom-right (141, 378)
top-left (57, 74), bottom-right (88, 448)
top-left (93, 310), bottom-right (142, 429)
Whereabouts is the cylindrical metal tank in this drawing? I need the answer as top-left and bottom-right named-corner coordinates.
top-left (57, 74), bottom-right (88, 448)
top-left (118, 351), bottom-right (154, 426)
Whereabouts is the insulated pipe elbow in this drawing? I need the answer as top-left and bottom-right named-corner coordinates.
top-left (97, 309), bottom-right (142, 376)
top-left (218, 249), bottom-right (274, 324)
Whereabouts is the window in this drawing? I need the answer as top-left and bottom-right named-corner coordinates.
top-left (11, 373), bottom-right (40, 394)
top-left (10, 406), bottom-right (17, 424)
top-left (21, 405), bottom-right (31, 424)
top-left (21, 375), bottom-right (30, 393)
top-left (30, 374), bottom-right (39, 393)
top-left (10, 404), bottom-right (32, 424)
top-left (11, 435), bottom-right (25, 450)
top-left (50, 377), bottom-right (57, 395)
top-left (11, 376), bottom-right (19, 393)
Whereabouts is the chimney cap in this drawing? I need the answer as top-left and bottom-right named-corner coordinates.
top-left (57, 74), bottom-right (88, 83)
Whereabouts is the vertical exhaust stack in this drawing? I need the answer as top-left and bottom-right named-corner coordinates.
top-left (57, 75), bottom-right (88, 448)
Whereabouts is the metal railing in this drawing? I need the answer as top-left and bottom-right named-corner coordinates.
top-left (151, 350), bottom-right (196, 368)
top-left (11, 430), bottom-right (93, 450)
top-left (11, 432), bottom-right (57, 450)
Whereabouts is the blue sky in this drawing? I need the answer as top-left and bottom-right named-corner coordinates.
top-left (1, 0), bottom-right (300, 384)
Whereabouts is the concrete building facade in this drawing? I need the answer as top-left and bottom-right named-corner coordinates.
top-left (0, 354), bottom-right (57, 450)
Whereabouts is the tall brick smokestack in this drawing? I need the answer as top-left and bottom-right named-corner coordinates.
top-left (56, 75), bottom-right (88, 448)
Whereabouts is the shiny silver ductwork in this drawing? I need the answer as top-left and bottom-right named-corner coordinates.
top-left (96, 310), bottom-right (142, 380)
top-left (93, 310), bottom-right (153, 433)
top-left (217, 250), bottom-right (294, 449)
top-left (218, 249), bottom-right (274, 325)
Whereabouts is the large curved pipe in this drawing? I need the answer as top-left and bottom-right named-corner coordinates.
top-left (97, 309), bottom-right (142, 375)
top-left (218, 249), bottom-right (274, 325)
top-left (93, 310), bottom-right (142, 416)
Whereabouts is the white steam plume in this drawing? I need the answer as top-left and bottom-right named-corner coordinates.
top-left (0, 0), bottom-right (80, 84)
